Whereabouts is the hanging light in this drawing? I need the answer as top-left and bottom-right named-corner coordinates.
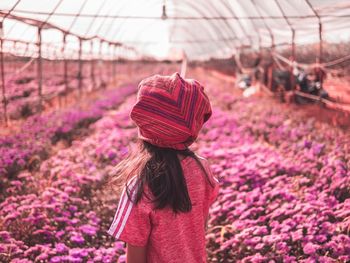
top-left (161, 0), bottom-right (167, 20)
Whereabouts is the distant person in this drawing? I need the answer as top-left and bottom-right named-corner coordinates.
top-left (295, 66), bottom-right (329, 103)
top-left (107, 73), bottom-right (219, 263)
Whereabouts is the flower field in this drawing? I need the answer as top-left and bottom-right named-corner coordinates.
top-left (1, 59), bottom-right (119, 120)
top-left (0, 68), bottom-right (350, 262)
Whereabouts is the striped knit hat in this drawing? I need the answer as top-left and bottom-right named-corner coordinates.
top-left (130, 72), bottom-right (212, 150)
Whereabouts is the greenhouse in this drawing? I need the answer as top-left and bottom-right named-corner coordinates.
top-left (0, 0), bottom-right (350, 262)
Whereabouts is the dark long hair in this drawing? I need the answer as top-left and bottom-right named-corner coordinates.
top-left (109, 140), bottom-right (213, 213)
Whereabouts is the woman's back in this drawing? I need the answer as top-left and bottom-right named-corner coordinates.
top-left (108, 156), bottom-right (218, 263)
top-left (147, 157), bottom-right (218, 263)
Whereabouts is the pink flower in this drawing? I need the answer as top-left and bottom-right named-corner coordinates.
top-left (55, 243), bottom-right (68, 254)
top-left (314, 235), bottom-right (327, 243)
top-left (114, 242), bottom-right (125, 251)
top-left (303, 242), bottom-right (320, 255)
top-left (117, 255), bottom-right (126, 263)
top-left (79, 224), bottom-right (98, 236)
top-left (70, 233), bottom-right (85, 245)
top-left (254, 243), bottom-right (264, 250)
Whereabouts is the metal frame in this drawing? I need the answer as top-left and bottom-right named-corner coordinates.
top-left (0, 0), bottom-right (348, 124)
top-left (5, 8), bottom-right (350, 20)
top-left (305, 0), bottom-right (323, 63)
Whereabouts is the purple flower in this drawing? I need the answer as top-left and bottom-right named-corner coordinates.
top-left (114, 241), bottom-right (125, 251)
top-left (303, 242), bottom-right (320, 255)
top-left (107, 151), bottom-right (117, 160)
top-left (242, 253), bottom-right (267, 263)
top-left (117, 255), bottom-right (126, 263)
top-left (318, 256), bottom-right (336, 263)
top-left (283, 255), bottom-right (297, 263)
top-left (70, 248), bottom-right (89, 258)
top-left (291, 230), bottom-right (303, 242)
top-left (69, 205), bottom-right (78, 212)
top-left (0, 231), bottom-right (11, 241)
top-left (80, 224), bottom-right (98, 236)
top-left (245, 236), bottom-right (261, 246)
top-left (66, 256), bottom-right (83, 263)
top-left (252, 226), bottom-right (268, 236)
top-left (55, 230), bottom-right (65, 239)
top-left (50, 256), bottom-right (62, 263)
top-left (93, 255), bottom-right (103, 261)
top-left (70, 233), bottom-right (85, 245)
top-left (254, 243), bottom-right (264, 250)
top-left (304, 140), bottom-right (312, 148)
top-left (312, 143), bottom-right (324, 155)
top-left (314, 235), bottom-right (327, 243)
top-left (55, 243), bottom-right (68, 254)
top-left (262, 234), bottom-right (280, 244)
top-left (35, 252), bottom-right (48, 261)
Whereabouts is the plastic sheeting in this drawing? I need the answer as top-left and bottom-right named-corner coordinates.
top-left (0, 0), bottom-right (349, 60)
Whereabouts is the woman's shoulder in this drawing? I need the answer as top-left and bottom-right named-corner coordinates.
top-left (181, 153), bottom-right (208, 166)
top-left (194, 154), bottom-right (207, 161)
top-left (193, 154), bottom-right (219, 184)
top-left (181, 154), bottom-right (211, 174)
top-left (194, 154), bottom-right (211, 168)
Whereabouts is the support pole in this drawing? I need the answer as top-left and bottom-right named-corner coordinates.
top-left (112, 45), bottom-right (116, 86)
top-left (90, 40), bottom-right (95, 89)
top-left (10, 41), bottom-right (15, 72)
top-left (304, 0), bottom-right (323, 60)
top-left (291, 28), bottom-right (296, 91)
top-left (14, 42), bottom-right (18, 72)
top-left (78, 38), bottom-right (83, 93)
top-left (291, 29), bottom-right (296, 60)
top-left (305, 0), bottom-right (323, 86)
top-left (99, 40), bottom-right (103, 88)
top-left (109, 43), bottom-right (113, 85)
top-left (180, 50), bottom-right (187, 78)
top-left (274, 0), bottom-right (297, 91)
top-left (0, 21), bottom-right (8, 125)
top-left (268, 36), bottom-right (275, 91)
top-left (317, 22), bottom-right (324, 88)
top-left (37, 27), bottom-right (43, 111)
top-left (318, 22), bottom-right (323, 63)
top-left (251, 0), bottom-right (275, 90)
top-left (63, 34), bottom-right (68, 94)
top-left (258, 34), bottom-right (262, 55)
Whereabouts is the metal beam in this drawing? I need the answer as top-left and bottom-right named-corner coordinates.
top-left (250, 0), bottom-right (275, 50)
top-left (305, 0), bottom-right (323, 63)
top-left (4, 9), bottom-right (350, 20)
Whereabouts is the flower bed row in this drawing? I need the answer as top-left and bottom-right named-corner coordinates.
top-left (198, 90), bottom-right (350, 262)
top-left (0, 96), bottom-right (137, 262)
top-left (0, 84), bottom-right (136, 183)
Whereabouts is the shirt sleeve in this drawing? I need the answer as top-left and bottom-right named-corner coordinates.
top-left (107, 178), bottom-right (151, 247)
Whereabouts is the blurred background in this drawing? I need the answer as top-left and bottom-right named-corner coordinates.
top-left (0, 0), bottom-right (350, 124)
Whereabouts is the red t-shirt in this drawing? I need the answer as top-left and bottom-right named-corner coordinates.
top-left (107, 156), bottom-right (219, 263)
